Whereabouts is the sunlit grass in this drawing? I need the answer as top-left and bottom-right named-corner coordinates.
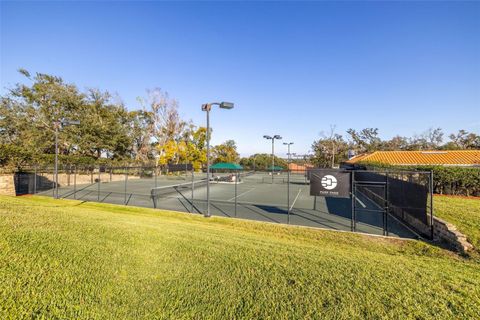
top-left (434, 195), bottom-right (480, 253)
top-left (1, 195), bottom-right (479, 319)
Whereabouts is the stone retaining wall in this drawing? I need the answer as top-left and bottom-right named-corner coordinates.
top-left (0, 173), bottom-right (139, 196)
top-left (0, 175), bottom-right (15, 196)
top-left (53, 172), bottom-right (137, 186)
top-left (433, 217), bottom-right (473, 253)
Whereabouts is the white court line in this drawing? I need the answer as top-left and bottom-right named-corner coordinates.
top-left (228, 187), bottom-right (256, 202)
top-left (289, 189), bottom-right (303, 211)
top-left (356, 189), bottom-right (382, 210)
top-left (354, 195), bottom-right (367, 208)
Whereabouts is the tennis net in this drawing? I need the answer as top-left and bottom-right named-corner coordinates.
top-left (150, 179), bottom-right (208, 208)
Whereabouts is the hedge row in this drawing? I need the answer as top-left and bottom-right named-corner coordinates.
top-left (360, 161), bottom-right (480, 197)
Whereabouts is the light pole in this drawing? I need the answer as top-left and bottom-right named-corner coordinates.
top-left (54, 118), bottom-right (80, 199)
top-left (202, 101), bottom-right (234, 217)
top-left (263, 135), bottom-right (282, 183)
top-left (283, 142), bottom-right (294, 220)
top-left (283, 142), bottom-right (294, 164)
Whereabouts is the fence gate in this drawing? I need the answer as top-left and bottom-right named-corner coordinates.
top-left (352, 170), bottom-right (433, 239)
top-left (352, 177), bottom-right (389, 236)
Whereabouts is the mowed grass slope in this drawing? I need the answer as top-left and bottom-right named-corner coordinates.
top-left (1, 196), bottom-right (479, 319)
top-left (434, 195), bottom-right (480, 252)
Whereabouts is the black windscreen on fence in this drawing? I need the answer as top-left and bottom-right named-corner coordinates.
top-left (388, 174), bottom-right (429, 224)
top-left (353, 170), bottom-right (432, 238)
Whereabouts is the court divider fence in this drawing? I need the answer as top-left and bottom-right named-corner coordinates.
top-left (12, 164), bottom-right (433, 239)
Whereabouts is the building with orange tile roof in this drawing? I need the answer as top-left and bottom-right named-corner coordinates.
top-left (345, 150), bottom-right (480, 167)
top-left (288, 163), bottom-right (314, 172)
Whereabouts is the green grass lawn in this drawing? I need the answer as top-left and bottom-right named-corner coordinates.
top-left (434, 195), bottom-right (480, 252)
top-left (1, 196), bottom-right (479, 319)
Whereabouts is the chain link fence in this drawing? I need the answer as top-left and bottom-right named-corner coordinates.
top-left (11, 165), bottom-right (433, 239)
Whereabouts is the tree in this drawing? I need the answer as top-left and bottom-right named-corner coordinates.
top-left (311, 135), bottom-right (348, 168)
top-left (212, 140), bottom-right (240, 164)
top-left (128, 109), bottom-right (155, 163)
top-left (240, 154), bottom-right (287, 171)
top-left (346, 128), bottom-right (381, 153)
top-left (139, 88), bottom-right (186, 146)
top-left (425, 127), bottom-right (444, 148)
top-left (408, 128), bottom-right (444, 150)
top-left (312, 125), bottom-right (349, 167)
top-left (382, 135), bottom-right (409, 151)
top-left (0, 70), bottom-right (85, 155)
top-left (448, 130), bottom-right (480, 149)
top-left (0, 70), bottom-right (141, 164)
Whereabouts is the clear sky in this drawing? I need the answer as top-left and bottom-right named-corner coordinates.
top-left (1, 1), bottom-right (479, 157)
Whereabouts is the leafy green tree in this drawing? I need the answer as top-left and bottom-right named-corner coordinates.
top-left (382, 135), bottom-right (409, 151)
top-left (447, 130), bottom-right (480, 149)
top-left (212, 140), bottom-right (240, 164)
top-left (346, 128), bottom-right (381, 153)
top-left (240, 153), bottom-right (287, 170)
top-left (311, 135), bottom-right (349, 168)
top-left (0, 70), bottom-right (135, 164)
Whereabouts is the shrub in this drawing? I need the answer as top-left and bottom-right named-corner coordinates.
top-left (359, 161), bottom-right (480, 196)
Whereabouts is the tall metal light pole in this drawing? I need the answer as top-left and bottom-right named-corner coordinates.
top-left (263, 135), bottom-right (282, 183)
top-left (54, 118), bottom-right (80, 199)
top-left (283, 142), bottom-right (294, 164)
top-left (283, 142), bottom-right (294, 219)
top-left (202, 101), bottom-right (234, 217)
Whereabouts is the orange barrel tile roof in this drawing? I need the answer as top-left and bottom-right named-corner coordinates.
top-left (288, 163), bottom-right (314, 171)
top-left (346, 150), bottom-right (480, 166)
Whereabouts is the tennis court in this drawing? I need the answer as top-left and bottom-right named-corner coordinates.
top-left (38, 169), bottom-right (419, 239)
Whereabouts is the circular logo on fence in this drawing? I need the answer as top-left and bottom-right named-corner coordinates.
top-left (321, 175), bottom-right (337, 190)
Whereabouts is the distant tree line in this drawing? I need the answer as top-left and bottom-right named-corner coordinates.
top-left (311, 125), bottom-right (480, 168)
top-left (239, 154), bottom-right (288, 171)
top-left (0, 70), bottom-right (239, 171)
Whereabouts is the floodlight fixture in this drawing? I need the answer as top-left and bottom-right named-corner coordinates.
top-left (219, 102), bottom-right (234, 109)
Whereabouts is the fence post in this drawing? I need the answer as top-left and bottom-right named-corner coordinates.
top-left (235, 171), bottom-right (238, 218)
top-left (97, 167), bottom-right (101, 201)
top-left (124, 167), bottom-right (128, 205)
top-left (287, 168), bottom-right (290, 224)
top-left (33, 165), bottom-right (37, 195)
top-left (67, 164), bottom-right (70, 186)
top-left (351, 171), bottom-right (355, 232)
top-left (384, 172), bottom-right (389, 236)
top-left (74, 165), bottom-right (77, 200)
top-left (430, 171), bottom-right (434, 240)
top-left (191, 169), bottom-right (194, 213)
top-left (52, 167), bottom-right (55, 198)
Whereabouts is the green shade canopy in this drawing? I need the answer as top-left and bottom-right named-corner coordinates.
top-left (210, 162), bottom-right (243, 170)
top-left (267, 165), bottom-right (284, 171)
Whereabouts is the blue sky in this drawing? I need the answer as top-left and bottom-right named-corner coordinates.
top-left (1, 1), bottom-right (479, 157)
